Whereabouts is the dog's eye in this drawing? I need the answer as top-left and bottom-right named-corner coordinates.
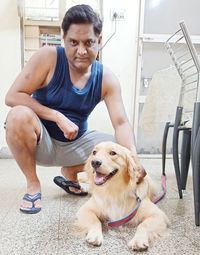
top-left (92, 150), bottom-right (97, 155)
top-left (110, 150), bottom-right (117, 156)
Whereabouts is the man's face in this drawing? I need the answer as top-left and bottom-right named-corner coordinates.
top-left (63, 23), bottom-right (101, 72)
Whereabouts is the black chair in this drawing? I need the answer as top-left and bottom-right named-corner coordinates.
top-left (162, 21), bottom-right (200, 225)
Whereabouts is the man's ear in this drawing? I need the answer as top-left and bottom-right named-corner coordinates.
top-left (98, 34), bottom-right (102, 44)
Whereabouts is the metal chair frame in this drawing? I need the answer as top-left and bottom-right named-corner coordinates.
top-left (162, 21), bottom-right (200, 225)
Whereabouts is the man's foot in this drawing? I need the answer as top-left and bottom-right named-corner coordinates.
top-left (60, 166), bottom-right (86, 194)
top-left (53, 176), bottom-right (88, 196)
top-left (20, 193), bottom-right (42, 214)
top-left (20, 181), bottom-right (41, 213)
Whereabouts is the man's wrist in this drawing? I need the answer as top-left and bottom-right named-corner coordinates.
top-left (53, 110), bottom-right (62, 123)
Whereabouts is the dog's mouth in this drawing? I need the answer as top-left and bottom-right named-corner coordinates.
top-left (94, 169), bottom-right (118, 185)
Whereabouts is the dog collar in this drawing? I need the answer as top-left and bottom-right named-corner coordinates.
top-left (106, 194), bottom-right (141, 228)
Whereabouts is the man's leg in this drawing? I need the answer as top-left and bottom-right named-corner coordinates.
top-left (55, 131), bottom-right (115, 193)
top-left (54, 130), bottom-right (115, 194)
top-left (61, 165), bottom-right (85, 194)
top-left (5, 105), bottom-right (41, 210)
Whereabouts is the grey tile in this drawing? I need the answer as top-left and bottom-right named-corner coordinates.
top-left (0, 158), bottom-right (199, 255)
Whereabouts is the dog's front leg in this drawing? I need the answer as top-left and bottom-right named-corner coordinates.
top-left (128, 213), bottom-right (168, 251)
top-left (77, 202), bottom-right (103, 246)
top-left (128, 221), bottom-right (150, 251)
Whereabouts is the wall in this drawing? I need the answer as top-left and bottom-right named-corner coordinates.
top-left (88, 0), bottom-right (140, 134)
top-left (0, 0), bottom-right (21, 155)
top-left (136, 0), bottom-right (200, 154)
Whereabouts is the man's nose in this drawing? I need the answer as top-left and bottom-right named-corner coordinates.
top-left (77, 44), bottom-right (87, 55)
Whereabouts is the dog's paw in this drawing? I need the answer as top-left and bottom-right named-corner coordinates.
top-left (128, 237), bottom-right (149, 251)
top-left (86, 230), bottom-right (103, 246)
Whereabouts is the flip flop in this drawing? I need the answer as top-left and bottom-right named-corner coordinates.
top-left (20, 192), bottom-right (42, 214)
top-left (53, 176), bottom-right (88, 196)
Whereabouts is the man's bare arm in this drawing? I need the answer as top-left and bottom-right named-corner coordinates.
top-left (102, 67), bottom-right (137, 154)
top-left (5, 47), bottom-right (78, 140)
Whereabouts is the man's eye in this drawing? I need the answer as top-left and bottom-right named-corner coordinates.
top-left (70, 40), bottom-right (77, 46)
top-left (86, 40), bottom-right (95, 47)
top-left (110, 151), bottom-right (117, 156)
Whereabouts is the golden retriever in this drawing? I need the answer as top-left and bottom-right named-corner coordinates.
top-left (76, 141), bottom-right (169, 251)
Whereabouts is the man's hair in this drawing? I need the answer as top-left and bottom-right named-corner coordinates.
top-left (62, 4), bottom-right (102, 37)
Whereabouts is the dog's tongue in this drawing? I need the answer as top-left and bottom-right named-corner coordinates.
top-left (95, 172), bottom-right (106, 185)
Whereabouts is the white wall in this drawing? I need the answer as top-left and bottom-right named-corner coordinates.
top-left (0, 0), bottom-right (21, 149)
top-left (89, 0), bottom-right (140, 134)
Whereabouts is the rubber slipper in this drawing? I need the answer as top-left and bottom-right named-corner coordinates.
top-left (53, 176), bottom-right (88, 196)
top-left (20, 192), bottom-right (42, 214)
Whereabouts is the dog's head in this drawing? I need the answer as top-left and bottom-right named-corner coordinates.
top-left (85, 142), bottom-right (146, 190)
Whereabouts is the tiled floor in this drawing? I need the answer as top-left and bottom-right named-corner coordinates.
top-left (0, 158), bottom-right (200, 255)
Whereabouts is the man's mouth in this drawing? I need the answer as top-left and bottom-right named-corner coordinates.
top-left (76, 58), bottom-right (88, 62)
top-left (94, 169), bottom-right (118, 185)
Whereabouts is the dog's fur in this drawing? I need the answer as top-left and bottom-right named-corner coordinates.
top-left (76, 142), bottom-right (169, 251)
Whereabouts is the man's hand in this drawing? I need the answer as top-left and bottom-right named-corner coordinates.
top-left (55, 112), bottom-right (79, 140)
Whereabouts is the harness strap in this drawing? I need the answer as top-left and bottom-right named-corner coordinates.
top-left (106, 174), bottom-right (167, 228)
top-left (106, 196), bottom-right (141, 228)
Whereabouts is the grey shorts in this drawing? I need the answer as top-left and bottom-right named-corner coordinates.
top-left (36, 120), bottom-right (115, 167)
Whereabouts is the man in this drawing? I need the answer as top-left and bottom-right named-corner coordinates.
top-left (5, 4), bottom-right (141, 214)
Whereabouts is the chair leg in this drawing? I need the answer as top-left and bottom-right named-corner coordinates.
top-left (192, 128), bottom-right (200, 226)
top-left (162, 122), bottom-right (171, 175)
top-left (173, 107), bottom-right (183, 198)
top-left (191, 102), bottom-right (200, 226)
top-left (180, 129), bottom-right (191, 190)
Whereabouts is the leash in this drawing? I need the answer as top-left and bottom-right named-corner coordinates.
top-left (106, 174), bottom-right (167, 228)
top-left (153, 174), bottom-right (167, 204)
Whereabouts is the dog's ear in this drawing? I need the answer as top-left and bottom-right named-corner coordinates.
top-left (126, 153), bottom-right (139, 181)
top-left (84, 154), bottom-right (93, 175)
top-left (136, 165), bottom-right (147, 184)
top-left (83, 154), bottom-right (95, 192)
top-left (127, 153), bottom-right (147, 184)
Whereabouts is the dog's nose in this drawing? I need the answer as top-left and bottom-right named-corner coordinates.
top-left (91, 159), bottom-right (102, 169)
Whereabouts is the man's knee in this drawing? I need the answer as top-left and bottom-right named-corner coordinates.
top-left (5, 106), bottom-right (41, 145)
top-left (6, 105), bottom-right (36, 128)
top-left (5, 105), bottom-right (41, 141)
